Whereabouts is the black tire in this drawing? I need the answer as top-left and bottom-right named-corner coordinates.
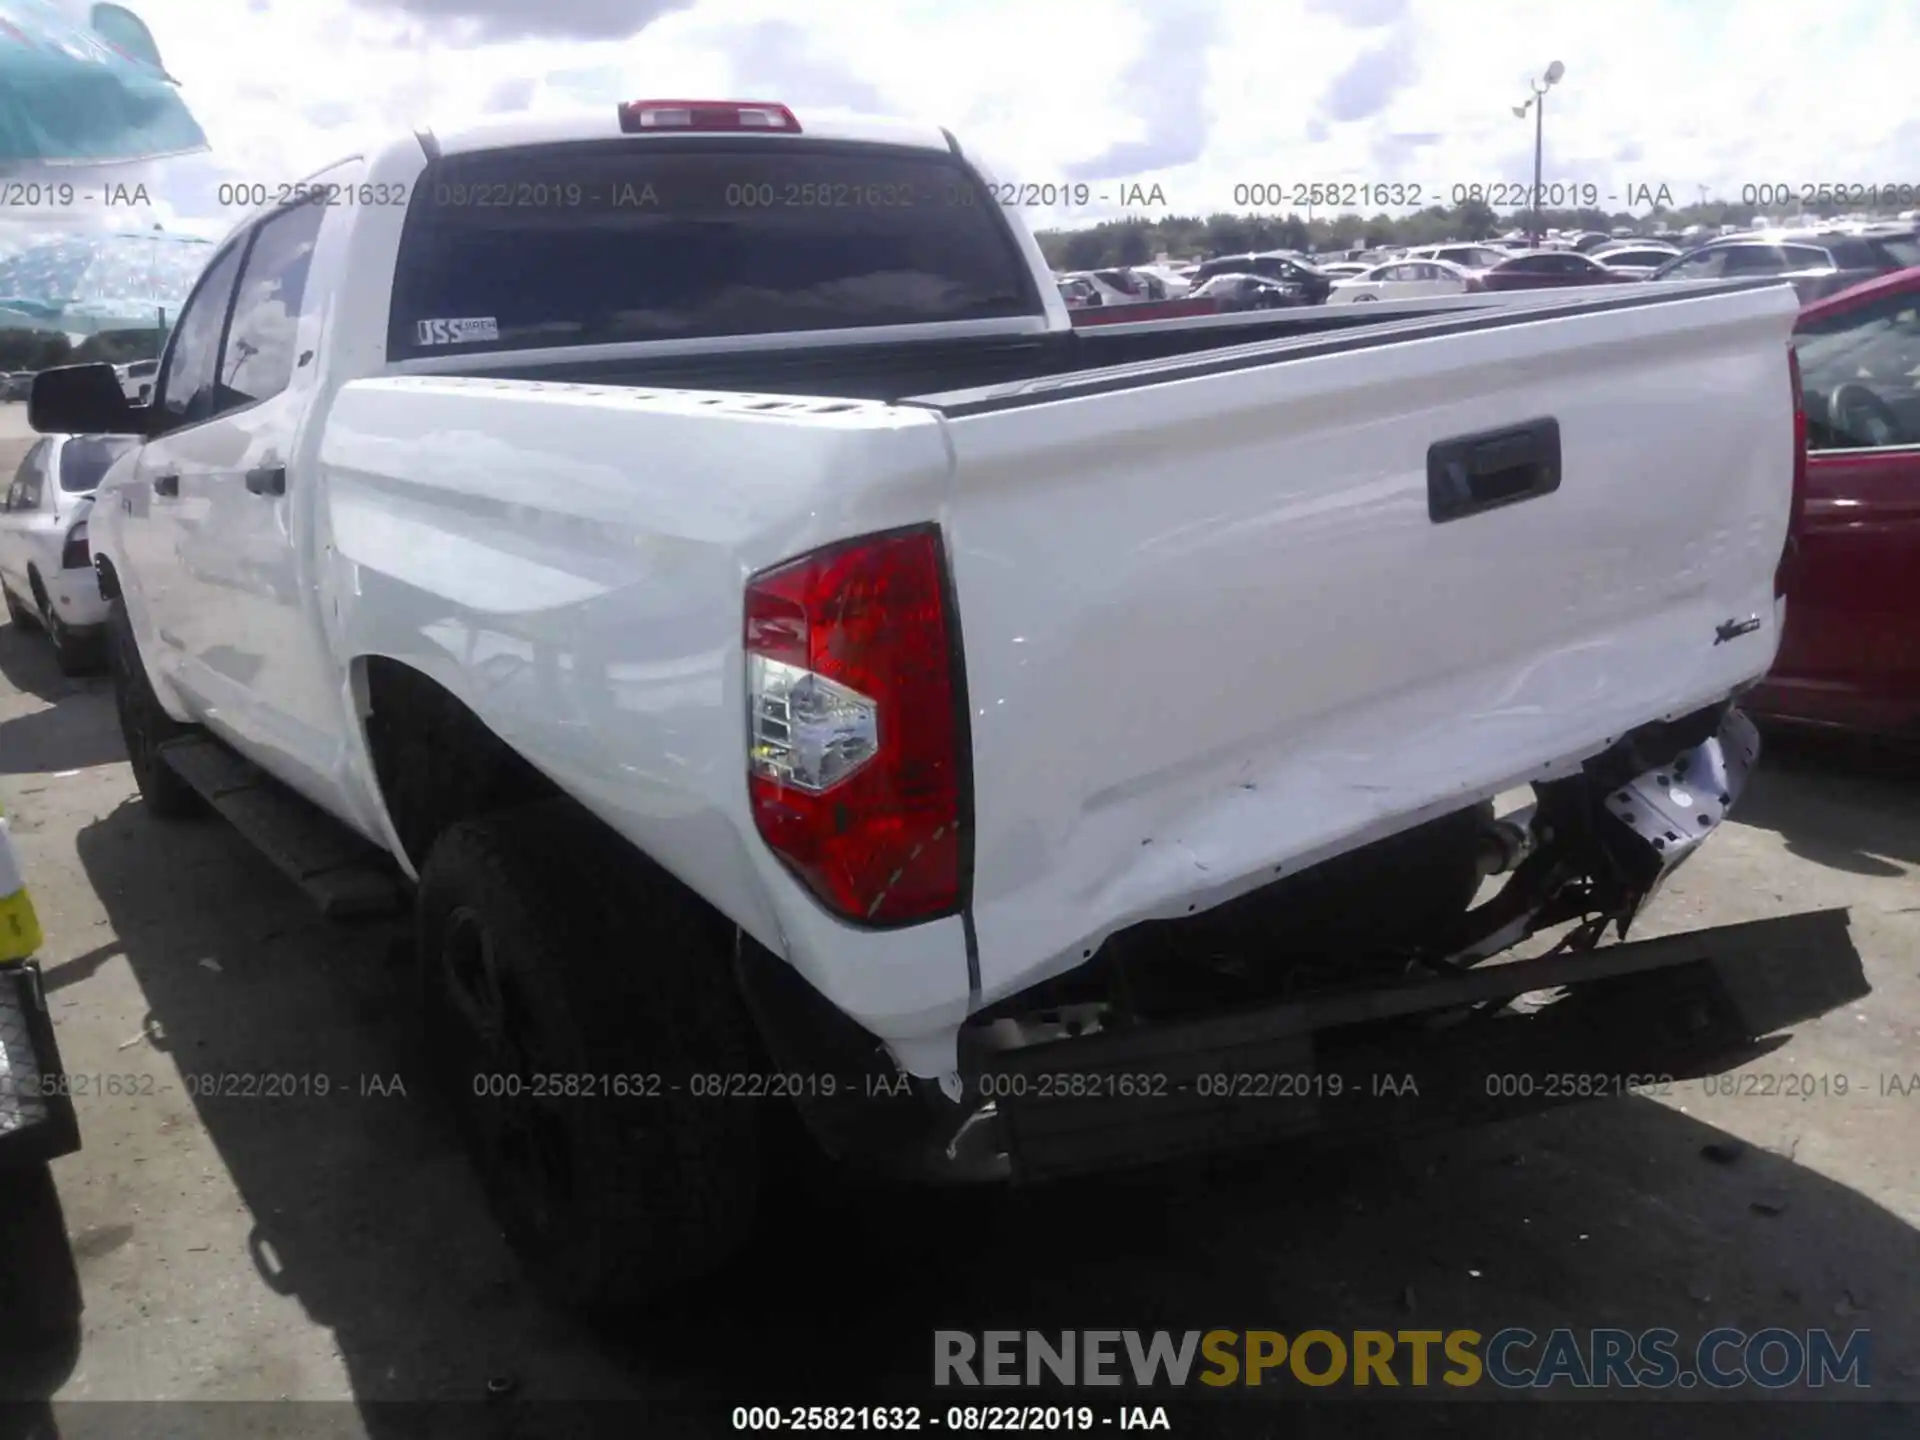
top-left (105, 596), bottom-right (201, 817)
top-left (28, 570), bottom-right (91, 675)
top-left (416, 800), bottom-right (764, 1312)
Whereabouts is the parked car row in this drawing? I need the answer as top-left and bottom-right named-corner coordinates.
top-left (1647, 228), bottom-right (1920, 303)
top-left (1067, 224), bottom-right (1920, 321)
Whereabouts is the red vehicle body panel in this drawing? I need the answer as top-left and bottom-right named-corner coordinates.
top-left (1747, 267), bottom-right (1920, 736)
top-left (1070, 296), bottom-right (1222, 325)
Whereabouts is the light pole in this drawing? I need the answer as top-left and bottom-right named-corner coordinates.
top-left (1512, 60), bottom-right (1565, 245)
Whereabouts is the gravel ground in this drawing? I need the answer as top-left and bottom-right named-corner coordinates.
top-left (0, 403), bottom-right (1915, 1438)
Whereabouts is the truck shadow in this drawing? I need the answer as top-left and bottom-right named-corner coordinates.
top-left (0, 620), bottom-right (118, 775)
top-left (0, 1163), bottom-right (83, 1418)
top-left (56, 794), bottom-right (1920, 1436)
top-left (1733, 731), bottom-right (1920, 876)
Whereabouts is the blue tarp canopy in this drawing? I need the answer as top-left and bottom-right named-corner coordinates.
top-left (0, 1), bottom-right (206, 166)
top-left (0, 229), bottom-right (208, 332)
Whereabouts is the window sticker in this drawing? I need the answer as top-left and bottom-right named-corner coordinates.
top-left (414, 316), bottom-right (500, 345)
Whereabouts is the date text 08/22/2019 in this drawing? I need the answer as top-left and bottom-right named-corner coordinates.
top-left (730, 1404), bottom-right (1172, 1432)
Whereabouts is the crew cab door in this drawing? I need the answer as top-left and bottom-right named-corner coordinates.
top-left (159, 196), bottom-right (343, 801)
top-left (125, 236), bottom-right (248, 682)
top-left (1774, 282), bottom-right (1920, 730)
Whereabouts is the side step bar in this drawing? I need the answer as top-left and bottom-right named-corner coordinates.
top-left (158, 737), bottom-right (406, 921)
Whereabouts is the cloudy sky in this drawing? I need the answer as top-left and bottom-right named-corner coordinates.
top-left (8, 0), bottom-right (1920, 242)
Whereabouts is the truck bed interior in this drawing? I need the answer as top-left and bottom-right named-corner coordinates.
top-left (421, 283), bottom-right (1768, 407)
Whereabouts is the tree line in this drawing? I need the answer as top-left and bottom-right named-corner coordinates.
top-left (1034, 196), bottom-right (1905, 270)
top-left (0, 327), bottom-right (166, 372)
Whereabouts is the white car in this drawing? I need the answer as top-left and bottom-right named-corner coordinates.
top-left (0, 432), bottom-right (136, 671)
top-left (1400, 244), bottom-right (1510, 274)
top-left (1326, 257), bottom-right (1479, 304)
top-left (116, 358), bottom-right (159, 404)
top-left (1590, 242), bottom-right (1680, 279)
top-left (1130, 263), bottom-right (1193, 297)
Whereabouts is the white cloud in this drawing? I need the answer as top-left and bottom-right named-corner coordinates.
top-left (3, 0), bottom-right (1916, 251)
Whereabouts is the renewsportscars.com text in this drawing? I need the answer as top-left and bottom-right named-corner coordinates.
top-left (934, 1328), bottom-right (1870, 1390)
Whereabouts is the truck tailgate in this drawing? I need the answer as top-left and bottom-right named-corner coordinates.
top-left (919, 282), bottom-right (1802, 1007)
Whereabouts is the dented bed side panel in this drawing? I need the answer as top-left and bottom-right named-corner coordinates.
top-left (941, 282), bottom-right (1803, 1013)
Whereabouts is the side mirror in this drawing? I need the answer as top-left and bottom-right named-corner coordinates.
top-left (28, 364), bottom-right (142, 437)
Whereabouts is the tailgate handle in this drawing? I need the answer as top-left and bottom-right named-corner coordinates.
top-left (1427, 418), bottom-right (1561, 523)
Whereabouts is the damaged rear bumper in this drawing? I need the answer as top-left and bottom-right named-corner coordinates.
top-left (957, 906), bottom-right (1865, 1182)
top-left (740, 704), bottom-right (1868, 1185)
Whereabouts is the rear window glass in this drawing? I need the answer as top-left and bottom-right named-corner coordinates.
top-left (387, 140), bottom-right (1040, 359)
top-left (1870, 236), bottom-right (1920, 268)
top-left (59, 435), bottom-right (136, 492)
top-left (1812, 239), bottom-right (1872, 267)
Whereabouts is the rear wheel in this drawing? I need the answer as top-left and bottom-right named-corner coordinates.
top-left (416, 800), bottom-right (764, 1312)
top-left (105, 597), bottom-right (201, 817)
top-left (28, 570), bottom-right (90, 675)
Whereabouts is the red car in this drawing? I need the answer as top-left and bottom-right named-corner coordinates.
top-left (1070, 295), bottom-right (1223, 326)
top-left (1746, 266), bottom-right (1920, 736)
top-left (1478, 250), bottom-right (1636, 291)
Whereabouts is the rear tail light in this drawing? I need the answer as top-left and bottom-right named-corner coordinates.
top-left (745, 525), bottom-right (966, 926)
top-left (1778, 345), bottom-right (1808, 596)
top-left (618, 100), bottom-right (800, 134)
top-left (60, 521), bottom-right (88, 569)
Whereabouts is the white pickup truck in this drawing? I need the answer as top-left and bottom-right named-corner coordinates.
top-left (31, 100), bottom-right (1865, 1311)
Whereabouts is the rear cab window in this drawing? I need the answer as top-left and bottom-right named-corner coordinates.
top-left (1781, 243), bottom-right (1842, 270)
top-left (387, 139), bottom-right (1043, 360)
top-left (1870, 234), bottom-right (1920, 268)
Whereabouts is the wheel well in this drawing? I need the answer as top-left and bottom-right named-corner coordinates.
top-left (359, 657), bottom-right (561, 872)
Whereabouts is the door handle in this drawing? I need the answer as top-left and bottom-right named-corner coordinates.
top-left (245, 465), bottom-right (286, 496)
top-left (152, 473), bottom-right (178, 497)
top-left (1426, 418), bottom-right (1562, 524)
